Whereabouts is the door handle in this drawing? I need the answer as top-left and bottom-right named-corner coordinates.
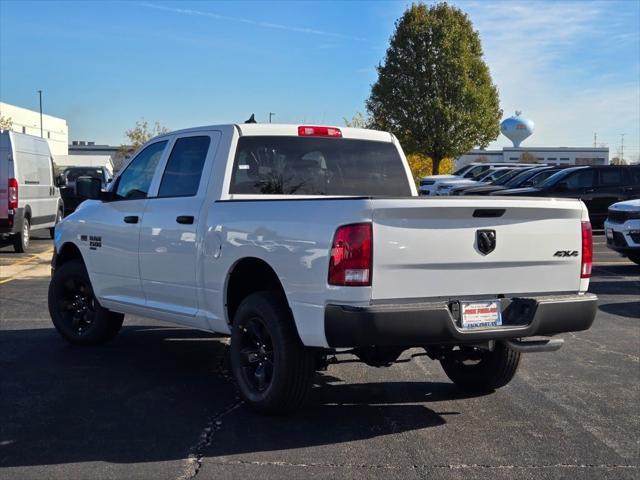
top-left (585, 188), bottom-right (596, 193)
top-left (176, 215), bottom-right (194, 225)
top-left (124, 215), bottom-right (139, 224)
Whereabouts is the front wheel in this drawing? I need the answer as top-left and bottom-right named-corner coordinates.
top-left (230, 291), bottom-right (314, 414)
top-left (628, 254), bottom-right (640, 266)
top-left (48, 259), bottom-right (124, 345)
top-left (439, 342), bottom-right (521, 392)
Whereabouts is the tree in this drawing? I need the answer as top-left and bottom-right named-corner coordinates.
top-left (406, 153), bottom-right (455, 184)
top-left (117, 119), bottom-right (169, 171)
top-left (367, 2), bottom-right (502, 174)
top-left (343, 112), bottom-right (371, 129)
top-left (0, 115), bottom-right (13, 130)
top-left (519, 151), bottom-right (537, 163)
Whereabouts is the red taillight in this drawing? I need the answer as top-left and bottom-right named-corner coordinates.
top-left (8, 178), bottom-right (18, 210)
top-left (581, 221), bottom-right (592, 279)
top-left (298, 125), bottom-right (342, 138)
top-left (328, 223), bottom-right (372, 286)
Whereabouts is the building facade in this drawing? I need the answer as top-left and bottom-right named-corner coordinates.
top-left (457, 147), bottom-right (609, 168)
top-left (0, 102), bottom-right (69, 156)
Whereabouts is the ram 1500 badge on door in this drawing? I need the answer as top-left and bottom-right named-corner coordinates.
top-left (49, 124), bottom-right (597, 413)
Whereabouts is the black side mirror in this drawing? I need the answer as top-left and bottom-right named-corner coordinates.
top-left (555, 181), bottom-right (569, 192)
top-left (75, 176), bottom-right (102, 200)
top-left (55, 173), bottom-right (67, 188)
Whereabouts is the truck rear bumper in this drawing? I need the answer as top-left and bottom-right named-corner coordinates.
top-left (324, 293), bottom-right (597, 348)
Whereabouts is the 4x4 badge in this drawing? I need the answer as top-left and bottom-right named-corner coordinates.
top-left (476, 229), bottom-right (496, 255)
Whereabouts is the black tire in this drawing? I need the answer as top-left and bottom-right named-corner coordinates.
top-left (12, 217), bottom-right (30, 253)
top-left (50, 209), bottom-right (63, 239)
top-left (440, 342), bottom-right (521, 392)
top-left (230, 291), bottom-right (314, 414)
top-left (628, 254), bottom-right (640, 266)
top-left (48, 259), bottom-right (124, 345)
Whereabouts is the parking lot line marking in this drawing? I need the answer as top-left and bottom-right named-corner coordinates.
top-left (0, 248), bottom-right (52, 284)
top-left (3, 253), bottom-right (42, 267)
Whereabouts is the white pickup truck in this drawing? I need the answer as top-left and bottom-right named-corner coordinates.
top-left (49, 124), bottom-right (597, 413)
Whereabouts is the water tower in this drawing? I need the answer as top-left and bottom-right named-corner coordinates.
top-left (500, 111), bottom-right (534, 147)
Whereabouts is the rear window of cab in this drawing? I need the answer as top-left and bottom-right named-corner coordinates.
top-left (229, 136), bottom-right (412, 197)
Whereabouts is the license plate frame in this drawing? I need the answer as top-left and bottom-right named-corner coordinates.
top-left (460, 300), bottom-right (502, 330)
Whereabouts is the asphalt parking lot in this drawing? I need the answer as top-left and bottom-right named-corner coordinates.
top-left (0, 230), bottom-right (638, 479)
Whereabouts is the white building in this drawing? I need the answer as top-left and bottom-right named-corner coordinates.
top-left (457, 147), bottom-right (610, 168)
top-left (0, 102), bottom-right (69, 156)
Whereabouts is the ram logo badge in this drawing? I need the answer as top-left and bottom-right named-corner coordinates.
top-left (476, 229), bottom-right (496, 255)
top-left (554, 250), bottom-right (579, 257)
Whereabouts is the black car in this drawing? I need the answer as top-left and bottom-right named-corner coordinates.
top-left (60, 166), bottom-right (112, 215)
top-left (452, 166), bottom-right (565, 195)
top-left (493, 165), bottom-right (640, 226)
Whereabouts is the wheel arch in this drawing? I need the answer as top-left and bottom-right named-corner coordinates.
top-left (56, 242), bottom-right (85, 269)
top-left (224, 257), bottom-right (290, 326)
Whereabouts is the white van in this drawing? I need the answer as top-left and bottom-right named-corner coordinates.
top-left (0, 131), bottom-right (65, 252)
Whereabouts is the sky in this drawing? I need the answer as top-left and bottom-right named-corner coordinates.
top-left (1, 0), bottom-right (639, 160)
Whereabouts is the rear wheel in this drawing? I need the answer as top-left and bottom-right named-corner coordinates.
top-left (12, 217), bottom-right (30, 253)
top-left (48, 259), bottom-right (124, 345)
top-left (230, 291), bottom-right (314, 414)
top-left (628, 254), bottom-right (640, 266)
top-left (439, 342), bottom-right (521, 392)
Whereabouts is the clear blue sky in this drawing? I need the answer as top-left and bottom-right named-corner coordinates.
top-left (1, 0), bottom-right (638, 159)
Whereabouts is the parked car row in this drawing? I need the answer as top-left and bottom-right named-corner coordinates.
top-left (421, 164), bottom-right (640, 228)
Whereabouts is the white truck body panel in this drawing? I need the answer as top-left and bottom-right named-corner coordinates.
top-left (54, 124), bottom-right (592, 348)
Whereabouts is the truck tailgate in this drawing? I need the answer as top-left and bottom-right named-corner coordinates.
top-left (371, 198), bottom-right (585, 300)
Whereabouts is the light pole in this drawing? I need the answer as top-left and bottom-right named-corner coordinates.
top-left (37, 90), bottom-right (43, 138)
top-left (269, 112), bottom-right (275, 123)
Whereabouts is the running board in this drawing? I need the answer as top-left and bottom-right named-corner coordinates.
top-left (505, 338), bottom-right (564, 353)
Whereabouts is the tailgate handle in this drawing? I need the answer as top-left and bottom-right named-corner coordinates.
top-left (473, 209), bottom-right (505, 218)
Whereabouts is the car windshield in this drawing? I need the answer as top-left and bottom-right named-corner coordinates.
top-left (230, 136), bottom-right (412, 196)
top-left (530, 169), bottom-right (562, 186)
top-left (452, 165), bottom-right (472, 176)
top-left (64, 168), bottom-right (104, 182)
top-left (464, 165), bottom-right (489, 178)
top-left (492, 169), bottom-right (522, 185)
top-left (538, 169), bottom-right (576, 188)
top-left (504, 169), bottom-right (541, 187)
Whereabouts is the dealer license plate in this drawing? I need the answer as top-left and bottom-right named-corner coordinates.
top-left (606, 228), bottom-right (614, 240)
top-left (460, 300), bottom-right (502, 329)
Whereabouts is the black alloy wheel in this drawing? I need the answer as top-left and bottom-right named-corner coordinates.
top-left (57, 275), bottom-right (97, 335)
top-left (237, 317), bottom-right (275, 393)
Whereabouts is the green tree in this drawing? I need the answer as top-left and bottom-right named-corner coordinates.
top-left (343, 112), bottom-right (371, 128)
top-left (117, 118), bottom-right (169, 170)
top-left (367, 2), bottom-right (502, 174)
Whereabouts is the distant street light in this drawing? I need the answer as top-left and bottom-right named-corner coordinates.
top-left (269, 112), bottom-right (275, 123)
top-left (37, 90), bottom-right (43, 138)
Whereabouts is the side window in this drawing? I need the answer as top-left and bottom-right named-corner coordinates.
top-left (114, 141), bottom-right (167, 200)
top-left (623, 167), bottom-right (640, 186)
top-left (599, 168), bottom-right (622, 187)
top-left (157, 136), bottom-right (210, 197)
top-left (565, 170), bottom-right (596, 189)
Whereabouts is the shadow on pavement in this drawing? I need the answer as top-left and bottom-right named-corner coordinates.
top-left (0, 325), bottom-right (473, 468)
top-left (589, 280), bottom-right (640, 296)
top-left (598, 301), bottom-right (640, 319)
